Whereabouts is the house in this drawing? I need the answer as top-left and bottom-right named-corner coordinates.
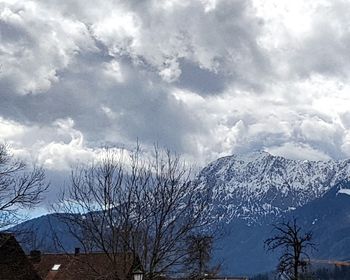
top-left (207, 277), bottom-right (249, 280)
top-left (0, 232), bottom-right (141, 280)
top-left (0, 233), bottom-right (41, 280)
top-left (1, 234), bottom-right (246, 280)
top-left (29, 249), bottom-right (138, 280)
top-left (174, 276), bottom-right (250, 280)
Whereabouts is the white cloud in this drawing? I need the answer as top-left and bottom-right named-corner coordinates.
top-left (299, 117), bottom-right (342, 144)
top-left (0, 117), bottom-right (94, 170)
top-left (85, 0), bottom-right (266, 84)
top-left (159, 58), bottom-right (182, 83)
top-left (0, 117), bottom-right (26, 140)
top-left (0, 0), bottom-right (96, 94)
top-left (2, 0), bottom-right (350, 172)
top-left (102, 60), bottom-right (124, 83)
top-left (37, 138), bottom-right (93, 171)
top-left (266, 143), bottom-right (331, 161)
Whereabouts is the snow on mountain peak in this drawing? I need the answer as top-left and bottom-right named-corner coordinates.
top-left (199, 151), bottom-right (350, 223)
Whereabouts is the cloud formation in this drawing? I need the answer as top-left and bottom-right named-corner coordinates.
top-left (1, 0), bottom-right (350, 175)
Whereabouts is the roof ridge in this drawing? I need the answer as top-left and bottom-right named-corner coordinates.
top-left (0, 232), bottom-right (13, 248)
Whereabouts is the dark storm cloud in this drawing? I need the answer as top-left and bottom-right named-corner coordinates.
top-left (175, 60), bottom-right (227, 95)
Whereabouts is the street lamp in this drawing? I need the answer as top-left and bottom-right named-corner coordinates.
top-left (132, 269), bottom-right (144, 280)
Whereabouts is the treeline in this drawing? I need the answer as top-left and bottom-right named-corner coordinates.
top-left (308, 266), bottom-right (350, 280)
top-left (252, 266), bottom-right (350, 280)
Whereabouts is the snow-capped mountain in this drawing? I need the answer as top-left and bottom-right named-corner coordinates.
top-left (199, 151), bottom-right (350, 223)
top-left (9, 152), bottom-right (350, 275)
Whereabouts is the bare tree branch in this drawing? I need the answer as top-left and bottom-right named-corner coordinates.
top-left (52, 145), bottom-right (216, 280)
top-left (264, 218), bottom-right (316, 280)
top-left (0, 143), bottom-right (49, 229)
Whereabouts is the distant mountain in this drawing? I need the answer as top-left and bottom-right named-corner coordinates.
top-left (9, 213), bottom-right (79, 253)
top-left (291, 180), bottom-right (350, 261)
top-left (199, 151), bottom-right (350, 223)
top-left (214, 180), bottom-right (350, 275)
top-left (8, 152), bottom-right (350, 275)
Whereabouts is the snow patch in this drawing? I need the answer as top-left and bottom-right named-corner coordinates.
top-left (338, 188), bottom-right (350, 196)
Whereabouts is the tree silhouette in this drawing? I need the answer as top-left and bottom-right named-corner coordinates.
top-left (52, 145), bottom-right (215, 280)
top-left (0, 144), bottom-right (48, 229)
top-left (184, 234), bottom-right (220, 280)
top-left (264, 219), bottom-right (315, 280)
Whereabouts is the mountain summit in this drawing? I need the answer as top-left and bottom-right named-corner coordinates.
top-left (199, 151), bottom-right (350, 223)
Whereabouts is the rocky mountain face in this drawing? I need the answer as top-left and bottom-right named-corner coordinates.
top-left (199, 151), bottom-right (350, 224)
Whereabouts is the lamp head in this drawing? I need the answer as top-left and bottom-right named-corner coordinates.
top-left (132, 269), bottom-right (144, 280)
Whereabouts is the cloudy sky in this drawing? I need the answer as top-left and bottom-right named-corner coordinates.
top-left (1, 0), bottom-right (350, 177)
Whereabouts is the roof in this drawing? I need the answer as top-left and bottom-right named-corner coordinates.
top-left (0, 232), bottom-right (41, 280)
top-left (31, 252), bottom-right (136, 280)
top-left (207, 277), bottom-right (249, 280)
top-left (173, 276), bottom-right (249, 280)
top-left (0, 232), bottom-right (11, 248)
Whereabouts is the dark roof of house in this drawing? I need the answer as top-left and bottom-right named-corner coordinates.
top-left (207, 277), bottom-right (249, 280)
top-left (0, 232), bottom-right (12, 248)
top-left (30, 252), bottom-right (136, 280)
top-left (173, 277), bottom-right (249, 280)
top-left (0, 232), bottom-right (41, 280)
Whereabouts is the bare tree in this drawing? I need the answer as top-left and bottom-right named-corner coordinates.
top-left (184, 234), bottom-right (220, 280)
top-left (264, 219), bottom-right (315, 280)
top-left (52, 146), bottom-right (215, 280)
top-left (0, 144), bottom-right (48, 229)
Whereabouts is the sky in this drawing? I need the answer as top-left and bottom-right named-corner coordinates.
top-left (1, 0), bottom-right (350, 178)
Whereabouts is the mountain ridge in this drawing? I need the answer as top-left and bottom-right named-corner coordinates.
top-left (199, 151), bottom-right (350, 223)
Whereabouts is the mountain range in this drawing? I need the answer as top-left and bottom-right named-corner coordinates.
top-left (9, 151), bottom-right (350, 276)
top-left (199, 151), bottom-right (350, 223)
